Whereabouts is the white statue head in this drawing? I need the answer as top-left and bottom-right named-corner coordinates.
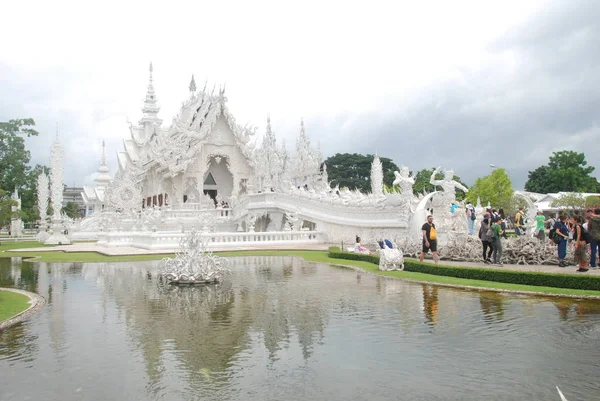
top-left (444, 169), bottom-right (454, 180)
top-left (400, 165), bottom-right (410, 177)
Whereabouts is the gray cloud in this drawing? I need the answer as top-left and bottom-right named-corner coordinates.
top-left (1, 0), bottom-right (599, 192)
top-left (314, 0), bottom-right (600, 189)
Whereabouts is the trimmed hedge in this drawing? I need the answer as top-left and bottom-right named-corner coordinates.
top-left (328, 251), bottom-right (600, 291)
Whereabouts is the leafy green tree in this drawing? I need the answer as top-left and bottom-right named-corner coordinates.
top-left (62, 202), bottom-right (80, 219)
top-left (0, 119), bottom-right (45, 223)
top-left (323, 153), bottom-right (400, 193)
top-left (585, 195), bottom-right (600, 209)
top-left (0, 189), bottom-right (18, 229)
top-left (465, 169), bottom-right (513, 210)
top-left (525, 151), bottom-right (600, 193)
top-left (550, 193), bottom-right (586, 213)
top-left (412, 168), bottom-right (468, 201)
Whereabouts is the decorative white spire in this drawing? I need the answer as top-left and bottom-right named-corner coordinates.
top-left (95, 140), bottom-right (112, 188)
top-left (370, 155), bottom-right (384, 196)
top-left (142, 62), bottom-right (160, 119)
top-left (189, 74), bottom-right (196, 93)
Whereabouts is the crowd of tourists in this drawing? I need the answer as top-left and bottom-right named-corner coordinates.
top-left (549, 209), bottom-right (599, 272)
top-left (474, 207), bottom-right (600, 272)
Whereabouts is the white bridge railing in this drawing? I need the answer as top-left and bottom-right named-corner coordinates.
top-left (97, 230), bottom-right (324, 250)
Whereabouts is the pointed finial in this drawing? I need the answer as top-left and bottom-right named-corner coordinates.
top-left (101, 140), bottom-right (107, 166)
top-left (149, 62), bottom-right (153, 74)
top-left (267, 113), bottom-right (271, 124)
top-left (189, 74), bottom-right (196, 92)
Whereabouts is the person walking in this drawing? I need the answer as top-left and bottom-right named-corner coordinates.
top-left (419, 215), bottom-right (439, 264)
top-left (491, 216), bottom-right (504, 266)
top-left (555, 215), bottom-right (570, 267)
top-left (535, 211), bottom-right (546, 241)
top-left (478, 213), bottom-right (493, 264)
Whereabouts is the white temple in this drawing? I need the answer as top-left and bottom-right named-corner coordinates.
top-left (81, 140), bottom-right (112, 216)
top-left (68, 64), bottom-right (469, 250)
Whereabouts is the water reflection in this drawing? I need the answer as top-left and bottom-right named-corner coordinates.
top-left (0, 256), bottom-right (599, 400)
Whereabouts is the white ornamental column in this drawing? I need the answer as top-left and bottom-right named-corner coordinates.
top-left (36, 172), bottom-right (50, 242)
top-left (45, 135), bottom-right (71, 245)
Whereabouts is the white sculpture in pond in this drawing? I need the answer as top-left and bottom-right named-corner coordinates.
top-left (158, 229), bottom-right (229, 284)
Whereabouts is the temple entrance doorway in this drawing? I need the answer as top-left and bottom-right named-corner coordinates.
top-left (204, 157), bottom-right (233, 202)
top-left (203, 189), bottom-right (217, 202)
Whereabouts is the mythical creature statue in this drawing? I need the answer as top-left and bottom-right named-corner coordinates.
top-left (393, 166), bottom-right (415, 196)
top-left (429, 166), bottom-right (469, 205)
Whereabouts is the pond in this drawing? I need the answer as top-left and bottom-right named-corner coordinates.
top-left (1, 256), bottom-right (599, 400)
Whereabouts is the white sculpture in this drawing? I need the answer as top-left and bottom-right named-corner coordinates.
top-left (158, 229), bottom-right (229, 284)
top-left (429, 166), bottom-right (469, 205)
top-left (371, 155), bottom-right (384, 197)
top-left (36, 173), bottom-right (50, 242)
top-left (10, 189), bottom-right (22, 238)
top-left (49, 135), bottom-right (64, 220)
top-left (377, 241), bottom-right (404, 271)
top-left (45, 135), bottom-right (71, 245)
top-left (393, 166), bottom-right (415, 196)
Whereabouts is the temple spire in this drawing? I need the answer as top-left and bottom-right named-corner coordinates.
top-left (95, 140), bottom-right (112, 187)
top-left (100, 140), bottom-right (107, 166)
top-left (189, 74), bottom-right (196, 93)
top-left (142, 62), bottom-right (160, 119)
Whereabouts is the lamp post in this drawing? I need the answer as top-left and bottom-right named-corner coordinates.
top-left (490, 164), bottom-right (511, 179)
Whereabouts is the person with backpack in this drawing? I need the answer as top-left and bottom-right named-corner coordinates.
top-left (554, 215), bottom-right (570, 267)
top-left (466, 202), bottom-right (476, 235)
top-left (573, 215), bottom-right (589, 272)
top-left (515, 208), bottom-right (526, 235)
top-left (587, 208), bottom-right (600, 268)
top-left (547, 216), bottom-right (557, 244)
top-left (491, 216), bottom-right (504, 266)
top-left (479, 213), bottom-right (493, 264)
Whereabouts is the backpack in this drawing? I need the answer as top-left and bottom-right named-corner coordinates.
top-left (552, 232), bottom-right (562, 244)
top-left (470, 208), bottom-right (476, 221)
top-left (580, 225), bottom-right (592, 244)
top-left (589, 216), bottom-right (600, 241)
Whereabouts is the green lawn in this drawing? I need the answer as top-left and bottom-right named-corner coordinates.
top-left (2, 242), bottom-right (600, 297)
top-left (0, 290), bottom-right (30, 322)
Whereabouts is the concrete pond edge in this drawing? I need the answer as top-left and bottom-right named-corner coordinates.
top-left (0, 288), bottom-right (46, 330)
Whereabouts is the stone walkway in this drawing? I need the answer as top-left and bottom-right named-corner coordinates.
top-left (6, 242), bottom-right (598, 276)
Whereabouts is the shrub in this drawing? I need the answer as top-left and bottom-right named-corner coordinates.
top-left (328, 251), bottom-right (600, 291)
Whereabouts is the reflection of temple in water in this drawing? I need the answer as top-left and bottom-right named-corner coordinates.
top-left (83, 256), bottom-right (329, 386)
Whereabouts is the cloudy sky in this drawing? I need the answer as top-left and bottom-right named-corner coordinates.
top-left (1, 0), bottom-right (598, 190)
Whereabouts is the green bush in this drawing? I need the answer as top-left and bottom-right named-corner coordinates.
top-left (328, 251), bottom-right (600, 291)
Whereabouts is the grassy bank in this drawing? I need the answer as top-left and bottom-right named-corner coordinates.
top-left (0, 290), bottom-right (30, 322)
top-left (2, 242), bottom-right (600, 297)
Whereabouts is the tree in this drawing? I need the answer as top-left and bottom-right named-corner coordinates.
top-left (323, 153), bottom-right (400, 193)
top-left (550, 193), bottom-right (586, 213)
top-left (0, 189), bottom-right (18, 229)
top-left (585, 195), bottom-right (600, 209)
top-left (0, 119), bottom-right (44, 223)
top-left (412, 168), bottom-right (468, 201)
top-left (525, 151), bottom-right (600, 193)
top-left (62, 202), bottom-right (80, 219)
top-left (465, 169), bottom-right (513, 210)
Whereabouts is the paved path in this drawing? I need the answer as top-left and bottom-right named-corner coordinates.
top-left (7, 243), bottom-right (598, 276)
top-left (417, 258), bottom-right (600, 276)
